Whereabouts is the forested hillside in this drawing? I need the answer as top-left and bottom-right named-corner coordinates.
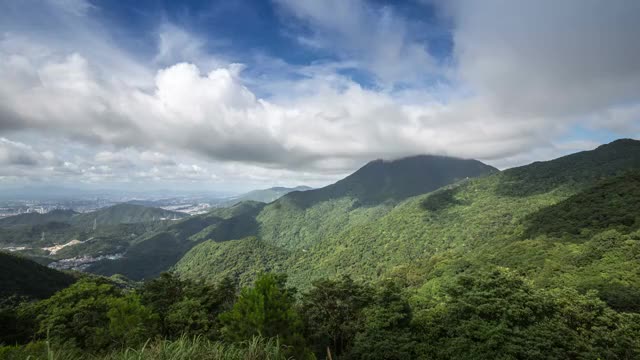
top-left (85, 156), bottom-right (496, 280)
top-left (175, 139), bottom-right (640, 299)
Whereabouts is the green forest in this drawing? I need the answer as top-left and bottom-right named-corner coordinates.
top-left (3, 268), bottom-right (639, 359)
top-left (3, 139), bottom-right (640, 359)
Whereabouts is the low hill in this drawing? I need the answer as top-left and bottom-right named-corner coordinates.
top-left (70, 203), bottom-right (187, 228)
top-left (0, 209), bottom-right (78, 228)
top-left (0, 251), bottom-right (76, 299)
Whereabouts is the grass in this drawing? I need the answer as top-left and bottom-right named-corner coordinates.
top-left (1, 336), bottom-right (291, 360)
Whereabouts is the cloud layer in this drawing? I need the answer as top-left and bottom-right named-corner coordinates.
top-left (0, 0), bottom-right (638, 190)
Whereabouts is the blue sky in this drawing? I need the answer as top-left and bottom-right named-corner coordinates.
top-left (89, 0), bottom-right (450, 66)
top-left (0, 0), bottom-right (638, 191)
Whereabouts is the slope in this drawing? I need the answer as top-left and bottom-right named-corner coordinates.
top-left (175, 139), bottom-right (640, 305)
top-left (0, 251), bottom-right (76, 299)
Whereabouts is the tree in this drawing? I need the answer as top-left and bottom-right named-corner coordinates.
top-left (107, 293), bottom-right (155, 348)
top-left (350, 280), bottom-right (415, 360)
top-left (0, 296), bottom-right (33, 346)
top-left (141, 272), bottom-right (236, 340)
top-left (140, 272), bottom-right (185, 337)
top-left (413, 267), bottom-right (640, 360)
top-left (301, 275), bottom-right (373, 357)
top-left (29, 278), bottom-right (121, 352)
top-left (219, 273), bottom-right (309, 357)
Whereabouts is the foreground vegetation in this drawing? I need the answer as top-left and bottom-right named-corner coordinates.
top-left (2, 269), bottom-right (640, 359)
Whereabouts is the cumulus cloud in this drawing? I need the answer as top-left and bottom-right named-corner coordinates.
top-left (0, 0), bottom-right (638, 189)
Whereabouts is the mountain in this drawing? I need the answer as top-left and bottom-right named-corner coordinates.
top-left (70, 203), bottom-right (187, 228)
top-left (254, 155), bottom-right (497, 250)
top-left (0, 251), bottom-right (76, 299)
top-left (173, 139), bottom-right (640, 304)
top-left (0, 209), bottom-right (78, 228)
top-left (86, 155), bottom-right (496, 281)
top-left (221, 186), bottom-right (313, 206)
top-left (286, 155), bottom-right (497, 208)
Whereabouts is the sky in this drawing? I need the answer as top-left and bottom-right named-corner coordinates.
top-left (0, 0), bottom-right (639, 192)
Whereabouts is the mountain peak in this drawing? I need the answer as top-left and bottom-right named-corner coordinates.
top-left (283, 155), bottom-right (498, 208)
top-left (596, 138), bottom-right (639, 150)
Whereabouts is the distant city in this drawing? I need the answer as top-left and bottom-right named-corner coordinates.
top-left (0, 193), bottom-right (237, 218)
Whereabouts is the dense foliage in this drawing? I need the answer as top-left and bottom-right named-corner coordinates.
top-left (3, 270), bottom-right (640, 359)
top-left (219, 274), bottom-right (310, 358)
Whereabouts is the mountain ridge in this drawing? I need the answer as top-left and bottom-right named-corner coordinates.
top-left (87, 154), bottom-right (498, 280)
top-left (174, 139), bottom-right (640, 294)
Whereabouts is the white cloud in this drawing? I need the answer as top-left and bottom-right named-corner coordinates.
top-left (0, 0), bottom-right (638, 190)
